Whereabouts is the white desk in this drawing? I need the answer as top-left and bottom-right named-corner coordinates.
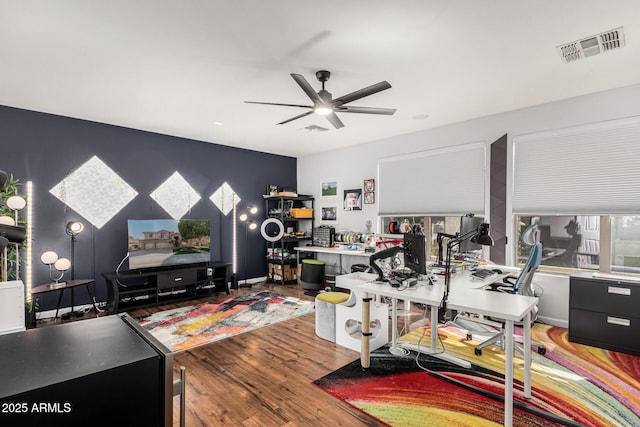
top-left (358, 271), bottom-right (538, 427)
top-left (294, 246), bottom-right (372, 273)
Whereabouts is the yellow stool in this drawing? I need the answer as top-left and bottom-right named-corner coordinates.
top-left (315, 292), bottom-right (350, 342)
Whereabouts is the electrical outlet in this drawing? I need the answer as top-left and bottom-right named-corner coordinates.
top-left (207, 268), bottom-right (213, 277)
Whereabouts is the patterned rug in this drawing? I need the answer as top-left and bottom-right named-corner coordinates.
top-left (138, 291), bottom-right (315, 352)
top-left (314, 323), bottom-right (640, 427)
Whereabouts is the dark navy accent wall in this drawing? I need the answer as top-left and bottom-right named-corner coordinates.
top-left (1, 105), bottom-right (297, 311)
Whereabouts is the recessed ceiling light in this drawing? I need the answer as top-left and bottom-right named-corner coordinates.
top-left (412, 114), bottom-right (430, 120)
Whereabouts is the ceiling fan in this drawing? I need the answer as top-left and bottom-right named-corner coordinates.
top-left (245, 70), bottom-right (395, 129)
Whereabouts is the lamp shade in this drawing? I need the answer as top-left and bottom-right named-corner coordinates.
top-left (248, 221), bottom-right (257, 230)
top-left (41, 251), bottom-right (59, 265)
top-left (0, 236), bottom-right (8, 251)
top-left (6, 195), bottom-right (26, 211)
top-left (66, 221), bottom-right (84, 236)
top-left (0, 216), bottom-right (15, 226)
top-left (0, 170), bottom-right (7, 189)
top-left (239, 213), bottom-right (248, 222)
top-left (470, 223), bottom-right (494, 246)
top-left (248, 205), bottom-right (258, 215)
top-left (54, 257), bottom-right (71, 271)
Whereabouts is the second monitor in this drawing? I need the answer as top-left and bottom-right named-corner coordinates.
top-left (403, 232), bottom-right (427, 275)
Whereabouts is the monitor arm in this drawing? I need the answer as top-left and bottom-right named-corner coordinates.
top-left (369, 244), bottom-right (403, 281)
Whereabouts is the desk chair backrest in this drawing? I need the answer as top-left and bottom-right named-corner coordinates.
top-left (513, 242), bottom-right (542, 297)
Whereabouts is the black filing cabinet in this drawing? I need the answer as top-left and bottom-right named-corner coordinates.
top-left (569, 272), bottom-right (640, 356)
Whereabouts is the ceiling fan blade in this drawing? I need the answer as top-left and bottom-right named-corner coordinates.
top-left (277, 110), bottom-right (314, 125)
top-left (291, 73), bottom-right (323, 103)
top-left (332, 81), bottom-right (392, 106)
top-left (324, 112), bottom-right (344, 129)
top-left (337, 106), bottom-right (396, 115)
top-left (245, 101), bottom-right (312, 109)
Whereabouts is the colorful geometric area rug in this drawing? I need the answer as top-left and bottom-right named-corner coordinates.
top-left (137, 291), bottom-right (314, 352)
top-left (313, 323), bottom-right (640, 427)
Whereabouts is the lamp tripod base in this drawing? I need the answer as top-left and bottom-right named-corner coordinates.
top-left (230, 273), bottom-right (239, 290)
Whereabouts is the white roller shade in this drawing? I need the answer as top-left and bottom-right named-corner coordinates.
top-left (513, 116), bottom-right (640, 215)
top-left (378, 142), bottom-right (486, 216)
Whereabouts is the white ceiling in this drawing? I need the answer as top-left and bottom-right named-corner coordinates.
top-left (2, 1), bottom-right (640, 158)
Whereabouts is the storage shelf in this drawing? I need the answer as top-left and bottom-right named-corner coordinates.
top-left (265, 195), bottom-right (314, 285)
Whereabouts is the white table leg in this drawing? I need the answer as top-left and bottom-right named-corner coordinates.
top-left (430, 304), bottom-right (438, 352)
top-left (504, 319), bottom-right (514, 427)
top-left (389, 297), bottom-right (405, 355)
top-left (523, 310), bottom-right (532, 399)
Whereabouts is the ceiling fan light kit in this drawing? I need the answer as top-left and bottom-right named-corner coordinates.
top-left (245, 70), bottom-right (395, 129)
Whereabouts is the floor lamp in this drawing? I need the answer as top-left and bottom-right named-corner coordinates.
top-left (63, 220), bottom-right (84, 320)
top-left (239, 206), bottom-right (258, 288)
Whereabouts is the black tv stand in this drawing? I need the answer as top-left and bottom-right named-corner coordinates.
top-left (102, 261), bottom-right (231, 313)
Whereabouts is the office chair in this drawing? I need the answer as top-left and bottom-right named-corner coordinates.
top-left (453, 224), bottom-right (546, 356)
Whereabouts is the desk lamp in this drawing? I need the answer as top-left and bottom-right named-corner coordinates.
top-left (441, 222), bottom-right (494, 320)
top-left (41, 251), bottom-right (71, 287)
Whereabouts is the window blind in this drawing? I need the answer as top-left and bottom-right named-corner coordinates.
top-left (378, 142), bottom-right (486, 216)
top-left (513, 116), bottom-right (640, 215)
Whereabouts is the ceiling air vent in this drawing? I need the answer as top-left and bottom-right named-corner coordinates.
top-left (557, 27), bottom-right (625, 63)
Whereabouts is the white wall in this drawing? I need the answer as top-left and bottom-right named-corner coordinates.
top-left (297, 83), bottom-right (640, 325)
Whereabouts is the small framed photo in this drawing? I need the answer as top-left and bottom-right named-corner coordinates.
top-left (321, 206), bottom-right (337, 221)
top-left (343, 188), bottom-right (362, 211)
top-left (321, 179), bottom-right (338, 197)
top-left (364, 191), bottom-right (375, 204)
top-left (364, 179), bottom-right (375, 192)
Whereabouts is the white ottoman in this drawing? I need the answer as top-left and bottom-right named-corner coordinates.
top-left (315, 292), bottom-right (350, 342)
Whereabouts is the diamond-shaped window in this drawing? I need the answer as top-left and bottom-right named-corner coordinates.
top-left (150, 172), bottom-right (201, 220)
top-left (210, 182), bottom-right (240, 216)
top-left (49, 156), bottom-right (138, 229)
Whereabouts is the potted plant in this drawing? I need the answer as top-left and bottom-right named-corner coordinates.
top-left (1, 171), bottom-right (32, 328)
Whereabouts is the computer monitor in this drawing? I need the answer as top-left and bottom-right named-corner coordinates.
top-left (459, 214), bottom-right (484, 254)
top-left (403, 233), bottom-right (427, 275)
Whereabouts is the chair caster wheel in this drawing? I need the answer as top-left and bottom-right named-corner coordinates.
top-left (474, 348), bottom-right (482, 356)
top-left (537, 347), bottom-right (546, 355)
top-left (466, 333), bottom-right (472, 340)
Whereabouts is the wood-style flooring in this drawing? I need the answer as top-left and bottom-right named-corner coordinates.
top-left (123, 282), bottom-right (398, 426)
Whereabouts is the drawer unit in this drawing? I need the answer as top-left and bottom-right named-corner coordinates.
top-left (569, 272), bottom-right (640, 356)
top-left (157, 269), bottom-right (197, 290)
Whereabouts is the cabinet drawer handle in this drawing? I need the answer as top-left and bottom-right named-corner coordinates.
top-left (174, 277), bottom-right (183, 282)
top-left (608, 286), bottom-right (631, 296)
top-left (607, 316), bottom-right (630, 327)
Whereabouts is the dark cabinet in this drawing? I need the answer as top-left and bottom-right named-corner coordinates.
top-left (264, 195), bottom-right (314, 284)
top-left (102, 261), bottom-right (231, 312)
top-left (569, 272), bottom-right (640, 356)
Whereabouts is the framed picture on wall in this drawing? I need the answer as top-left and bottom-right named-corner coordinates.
top-left (343, 188), bottom-right (362, 211)
top-left (321, 206), bottom-right (338, 221)
top-left (364, 191), bottom-right (375, 204)
top-left (364, 178), bottom-right (375, 204)
top-left (364, 179), bottom-right (375, 192)
top-left (321, 179), bottom-right (339, 197)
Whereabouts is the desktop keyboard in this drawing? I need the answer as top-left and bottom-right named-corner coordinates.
top-left (471, 269), bottom-right (495, 279)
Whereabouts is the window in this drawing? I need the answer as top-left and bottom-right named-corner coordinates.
top-left (380, 215), bottom-right (481, 261)
top-left (515, 215), bottom-right (640, 275)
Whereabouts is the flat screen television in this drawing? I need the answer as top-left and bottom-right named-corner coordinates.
top-left (128, 219), bottom-right (211, 270)
top-left (459, 214), bottom-right (484, 254)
